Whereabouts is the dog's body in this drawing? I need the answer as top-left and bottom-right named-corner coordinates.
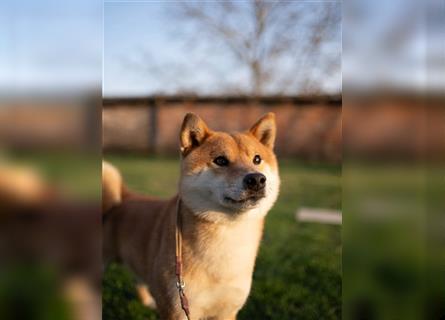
top-left (103, 113), bottom-right (280, 319)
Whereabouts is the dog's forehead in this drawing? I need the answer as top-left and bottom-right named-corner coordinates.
top-left (205, 132), bottom-right (261, 158)
top-left (182, 130), bottom-right (277, 174)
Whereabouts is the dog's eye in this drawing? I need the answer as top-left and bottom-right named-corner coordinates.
top-left (213, 156), bottom-right (229, 167)
top-left (253, 155), bottom-right (262, 165)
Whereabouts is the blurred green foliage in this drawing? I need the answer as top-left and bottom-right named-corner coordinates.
top-left (0, 264), bottom-right (71, 320)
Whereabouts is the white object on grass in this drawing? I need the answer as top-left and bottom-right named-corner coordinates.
top-left (296, 207), bottom-right (342, 225)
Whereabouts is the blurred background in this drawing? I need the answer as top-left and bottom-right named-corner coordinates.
top-left (0, 1), bottom-right (102, 320)
top-left (0, 0), bottom-right (443, 319)
top-left (343, 1), bottom-right (445, 320)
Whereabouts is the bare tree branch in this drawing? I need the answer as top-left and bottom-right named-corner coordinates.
top-left (128, 1), bottom-right (340, 96)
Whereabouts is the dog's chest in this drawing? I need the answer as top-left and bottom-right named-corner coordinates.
top-left (188, 280), bottom-right (250, 319)
top-left (184, 218), bottom-right (263, 317)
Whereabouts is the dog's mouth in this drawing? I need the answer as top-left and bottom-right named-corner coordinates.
top-left (224, 193), bottom-right (264, 206)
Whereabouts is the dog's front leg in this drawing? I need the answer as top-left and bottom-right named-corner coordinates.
top-left (157, 305), bottom-right (188, 320)
top-left (135, 282), bottom-right (157, 309)
top-left (160, 312), bottom-right (189, 320)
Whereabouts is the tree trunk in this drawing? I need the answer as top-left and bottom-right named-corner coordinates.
top-left (251, 60), bottom-right (262, 97)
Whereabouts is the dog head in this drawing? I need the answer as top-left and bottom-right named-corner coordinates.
top-left (179, 113), bottom-right (280, 221)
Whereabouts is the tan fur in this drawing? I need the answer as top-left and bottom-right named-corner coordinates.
top-left (103, 113), bottom-right (280, 320)
top-left (102, 161), bottom-right (123, 212)
top-left (136, 283), bottom-right (157, 309)
top-left (0, 165), bottom-right (54, 207)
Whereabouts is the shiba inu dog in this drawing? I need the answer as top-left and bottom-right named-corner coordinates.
top-left (103, 112), bottom-right (280, 320)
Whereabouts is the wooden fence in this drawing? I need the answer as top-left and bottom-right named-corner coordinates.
top-left (102, 95), bottom-right (342, 162)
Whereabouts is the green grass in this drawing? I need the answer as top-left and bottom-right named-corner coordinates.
top-left (342, 163), bottom-right (445, 320)
top-left (3, 150), bottom-right (101, 200)
top-left (6, 151), bottom-right (443, 319)
top-left (103, 154), bottom-right (342, 320)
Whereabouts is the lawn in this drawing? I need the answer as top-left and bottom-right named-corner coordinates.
top-left (6, 151), bottom-right (442, 319)
top-left (103, 154), bottom-right (342, 320)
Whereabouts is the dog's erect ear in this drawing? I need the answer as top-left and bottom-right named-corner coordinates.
top-left (249, 113), bottom-right (276, 149)
top-left (180, 113), bottom-right (210, 155)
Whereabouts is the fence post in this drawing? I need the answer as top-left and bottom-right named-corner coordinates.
top-left (148, 99), bottom-right (158, 154)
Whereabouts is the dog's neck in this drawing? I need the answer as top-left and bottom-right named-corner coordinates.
top-left (177, 202), bottom-right (265, 274)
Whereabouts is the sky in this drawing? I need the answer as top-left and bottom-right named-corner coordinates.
top-left (343, 0), bottom-right (429, 90)
top-left (0, 0), bottom-right (102, 95)
top-left (103, 3), bottom-right (192, 96)
top-left (0, 0), bottom-right (442, 97)
top-left (103, 1), bottom-right (342, 96)
top-left (103, 2), bottom-right (262, 96)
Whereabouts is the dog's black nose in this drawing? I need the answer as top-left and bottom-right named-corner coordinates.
top-left (243, 173), bottom-right (266, 191)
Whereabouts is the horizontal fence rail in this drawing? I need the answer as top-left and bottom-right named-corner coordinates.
top-left (102, 95), bottom-right (343, 162)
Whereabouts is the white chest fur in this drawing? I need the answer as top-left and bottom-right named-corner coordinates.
top-left (184, 216), bottom-right (263, 318)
